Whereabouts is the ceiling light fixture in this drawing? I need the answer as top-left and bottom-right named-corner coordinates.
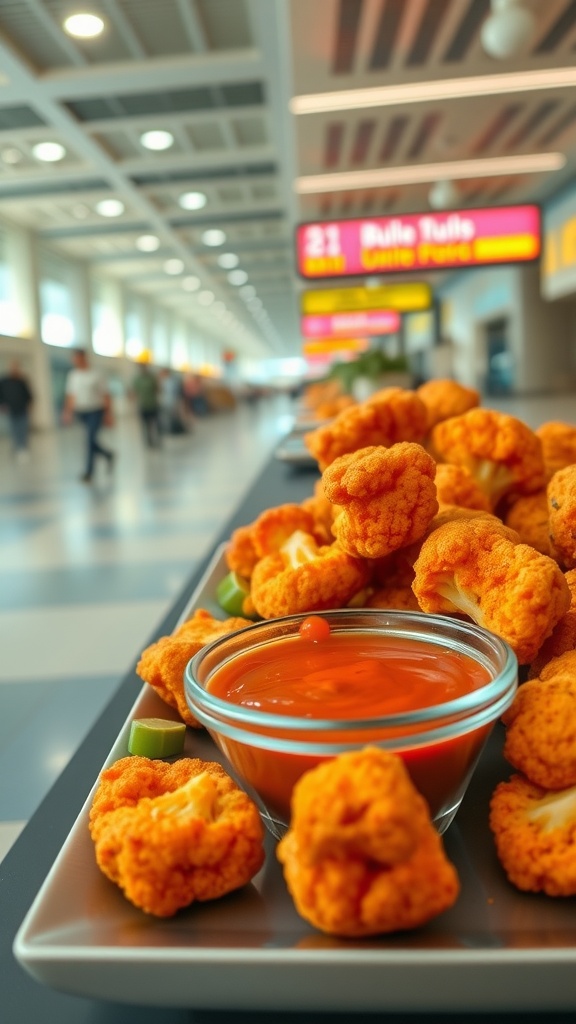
top-left (179, 191), bottom-right (207, 210)
top-left (295, 151), bottom-right (566, 194)
top-left (140, 130), bottom-right (174, 151)
top-left (428, 179), bottom-right (459, 210)
top-left (95, 198), bottom-right (125, 217)
top-left (290, 66), bottom-right (576, 114)
top-left (201, 229), bottom-right (226, 246)
top-left (182, 275), bottom-right (201, 291)
top-left (227, 269), bottom-right (248, 286)
top-left (164, 258), bottom-right (184, 275)
top-left (217, 252), bottom-right (239, 269)
top-left (63, 13), bottom-right (105, 38)
top-left (481, 0), bottom-right (535, 60)
top-left (136, 234), bottom-right (161, 252)
top-left (32, 141), bottom-right (66, 162)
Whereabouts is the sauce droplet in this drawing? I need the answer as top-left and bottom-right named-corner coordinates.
top-left (299, 615), bottom-right (331, 642)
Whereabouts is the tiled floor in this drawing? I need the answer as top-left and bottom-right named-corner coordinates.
top-left (2, 387), bottom-right (576, 865)
top-left (0, 393), bottom-right (295, 862)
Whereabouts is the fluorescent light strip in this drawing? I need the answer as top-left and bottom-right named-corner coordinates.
top-left (290, 67), bottom-right (576, 115)
top-left (295, 152), bottom-right (566, 194)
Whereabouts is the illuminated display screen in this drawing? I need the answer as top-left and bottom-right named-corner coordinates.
top-left (302, 309), bottom-right (401, 338)
top-left (301, 282), bottom-right (432, 313)
top-left (296, 205), bottom-right (541, 279)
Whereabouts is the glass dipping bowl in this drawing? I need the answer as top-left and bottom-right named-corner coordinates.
top-left (184, 609), bottom-right (517, 838)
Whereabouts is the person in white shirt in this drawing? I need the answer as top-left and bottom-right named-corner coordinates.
top-left (62, 349), bottom-right (114, 482)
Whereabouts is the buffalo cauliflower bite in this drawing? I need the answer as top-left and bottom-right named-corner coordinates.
top-left (322, 443), bottom-right (438, 560)
top-left (415, 378), bottom-right (480, 432)
top-left (535, 420), bottom-right (576, 478)
top-left (430, 408), bottom-right (546, 510)
top-left (276, 747), bottom-right (459, 937)
top-left (434, 463), bottom-right (491, 512)
top-left (528, 570), bottom-right (576, 678)
top-left (304, 388), bottom-right (427, 471)
top-left (301, 477), bottom-right (338, 545)
top-left (89, 756), bottom-right (265, 917)
top-left (502, 675), bottom-right (576, 790)
top-left (136, 609), bottom-right (252, 726)
top-left (250, 529), bottom-right (370, 620)
top-left (412, 518), bottom-right (571, 664)
top-left (547, 465), bottom-right (576, 568)
top-left (502, 490), bottom-right (552, 556)
top-left (489, 773), bottom-right (576, 896)
top-left (367, 583), bottom-right (421, 611)
top-left (225, 523), bottom-right (260, 579)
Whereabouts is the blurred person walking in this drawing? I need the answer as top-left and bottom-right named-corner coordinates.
top-left (0, 358), bottom-right (33, 462)
top-left (158, 368), bottom-right (186, 435)
top-left (62, 348), bottom-right (114, 482)
top-left (131, 362), bottom-right (161, 448)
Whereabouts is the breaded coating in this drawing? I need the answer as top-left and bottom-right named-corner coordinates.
top-left (502, 490), bottom-right (552, 556)
top-left (252, 503), bottom-right (317, 558)
top-left (322, 443), bottom-right (438, 560)
top-left (277, 748), bottom-right (459, 937)
top-left (314, 394), bottom-right (356, 420)
top-left (535, 420), bottom-right (576, 477)
top-left (502, 675), bottom-right (576, 789)
top-left (434, 463), bottom-right (491, 512)
top-left (528, 569), bottom-right (576, 678)
top-left (226, 523), bottom-right (260, 578)
top-left (89, 756), bottom-right (265, 917)
top-left (367, 583), bottom-right (421, 611)
top-left (547, 465), bottom-right (576, 568)
top-left (416, 378), bottom-right (480, 431)
top-left (412, 518), bottom-right (571, 664)
top-left (301, 477), bottom-right (338, 545)
top-left (489, 773), bottom-right (576, 896)
top-left (304, 387), bottom-right (427, 471)
top-left (250, 529), bottom-right (370, 620)
top-left (136, 609), bottom-right (252, 726)
top-left (430, 408), bottom-right (546, 509)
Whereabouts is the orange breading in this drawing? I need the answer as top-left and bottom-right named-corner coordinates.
top-left (225, 523), bottom-right (260, 578)
top-left (252, 503), bottom-right (317, 558)
top-left (89, 756), bottom-right (265, 917)
top-left (416, 378), bottom-right (480, 431)
top-left (366, 583), bottom-right (421, 611)
top-left (489, 773), bottom-right (576, 897)
top-left (276, 748), bottom-right (459, 937)
top-left (412, 517), bottom-right (571, 665)
top-left (250, 530), bottom-right (370, 620)
top-left (434, 463), bottom-right (491, 512)
top-left (535, 420), bottom-right (576, 477)
top-left (430, 408), bottom-right (547, 509)
top-left (322, 443), bottom-right (438, 560)
top-left (136, 609), bottom-right (252, 726)
top-left (301, 477), bottom-right (338, 545)
top-left (303, 387), bottom-right (427, 471)
top-left (502, 490), bottom-right (552, 556)
top-left (547, 464), bottom-right (576, 568)
top-left (528, 569), bottom-right (576, 678)
top-left (502, 674), bottom-right (576, 790)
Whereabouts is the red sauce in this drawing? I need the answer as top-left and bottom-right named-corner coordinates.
top-left (206, 623), bottom-right (493, 824)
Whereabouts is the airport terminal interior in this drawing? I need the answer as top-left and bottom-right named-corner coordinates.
top-left (3, 0), bottom-right (576, 880)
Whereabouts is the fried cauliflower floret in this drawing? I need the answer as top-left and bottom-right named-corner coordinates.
top-left (250, 529), bottom-right (370, 620)
top-left (412, 518), bottom-right (571, 664)
top-left (430, 408), bottom-right (547, 510)
top-left (502, 675), bottom-right (576, 789)
top-left (304, 388), bottom-right (427, 471)
top-left (489, 773), bottom-right (576, 896)
top-left (322, 443), bottom-right (438, 560)
top-left (528, 570), bottom-right (576, 678)
top-left (136, 609), bottom-right (252, 726)
top-left (301, 477), bottom-right (338, 545)
top-left (535, 420), bottom-right (576, 477)
top-left (416, 378), bottom-right (480, 431)
top-left (89, 756), bottom-right (265, 917)
top-left (548, 465), bottom-right (576, 568)
top-left (276, 748), bottom-right (459, 937)
top-left (314, 394), bottom-right (356, 420)
top-left (502, 490), bottom-right (552, 556)
top-left (434, 463), bottom-right (491, 512)
top-left (225, 505), bottom-right (319, 578)
top-left (366, 583), bottom-right (421, 611)
top-left (225, 523), bottom-right (260, 578)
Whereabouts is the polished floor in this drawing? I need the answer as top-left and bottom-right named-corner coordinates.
top-left (1, 387), bottom-right (576, 865)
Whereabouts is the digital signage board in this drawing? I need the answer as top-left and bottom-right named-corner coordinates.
top-left (301, 309), bottom-right (401, 338)
top-left (301, 282), bottom-right (432, 314)
top-left (296, 205), bottom-right (541, 279)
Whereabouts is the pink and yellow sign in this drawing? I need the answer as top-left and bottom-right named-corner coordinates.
top-left (296, 205), bottom-right (541, 279)
top-left (302, 309), bottom-right (401, 338)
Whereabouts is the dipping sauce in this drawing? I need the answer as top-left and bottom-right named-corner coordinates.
top-left (204, 617), bottom-right (494, 828)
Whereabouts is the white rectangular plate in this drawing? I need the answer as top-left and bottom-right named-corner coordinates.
top-left (13, 546), bottom-right (576, 1012)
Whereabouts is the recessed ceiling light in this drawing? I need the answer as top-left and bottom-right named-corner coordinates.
top-left (217, 252), bottom-right (239, 269)
top-left (32, 141), bottom-right (66, 162)
top-left (164, 258), bottom-right (184, 275)
top-left (201, 229), bottom-right (226, 246)
top-left (1, 147), bottom-right (22, 165)
top-left (182, 275), bottom-right (201, 291)
top-left (136, 234), bottom-right (160, 252)
top-left (197, 290), bottom-right (214, 305)
top-left (227, 269), bottom-right (248, 286)
top-left (95, 199), bottom-right (125, 217)
top-left (63, 13), bottom-right (105, 38)
top-left (179, 191), bottom-right (207, 210)
top-left (140, 130), bottom-right (174, 152)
